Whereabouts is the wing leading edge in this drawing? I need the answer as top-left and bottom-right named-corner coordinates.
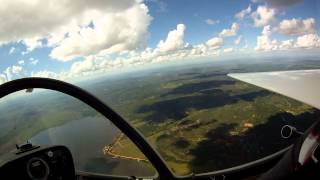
top-left (228, 69), bottom-right (320, 110)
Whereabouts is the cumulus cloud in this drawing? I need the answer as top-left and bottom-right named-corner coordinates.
top-left (23, 37), bottom-right (43, 51)
top-left (255, 25), bottom-right (279, 51)
top-left (128, 41), bottom-right (220, 66)
top-left (157, 24), bottom-right (187, 52)
top-left (12, 66), bottom-right (22, 74)
top-left (32, 70), bottom-right (58, 79)
top-left (0, 0), bottom-right (152, 62)
top-left (50, 4), bottom-right (152, 61)
top-left (0, 0), bottom-right (133, 44)
top-left (235, 5), bottom-right (252, 20)
top-left (255, 25), bottom-right (320, 51)
top-left (205, 19), bottom-right (219, 25)
top-left (219, 23), bottom-right (240, 37)
top-left (70, 57), bottom-right (97, 76)
top-left (63, 23), bottom-right (226, 78)
top-left (279, 39), bottom-right (295, 50)
top-left (62, 23), bottom-right (191, 77)
top-left (206, 37), bottom-right (223, 48)
top-left (295, 34), bottom-right (320, 49)
top-left (275, 18), bottom-right (316, 36)
top-left (67, 55), bottom-right (136, 78)
top-left (44, 26), bottom-right (320, 79)
top-left (251, 6), bottom-right (276, 27)
top-left (145, 34), bottom-right (220, 61)
top-left (4, 65), bottom-right (24, 80)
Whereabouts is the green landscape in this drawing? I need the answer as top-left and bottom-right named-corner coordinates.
top-left (0, 58), bottom-right (320, 176)
top-left (100, 60), bottom-right (319, 175)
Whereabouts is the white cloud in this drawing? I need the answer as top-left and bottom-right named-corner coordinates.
top-left (0, 74), bottom-right (6, 84)
top-left (235, 5), bottom-right (252, 20)
top-left (205, 19), bottom-right (219, 25)
top-left (219, 23), bottom-right (240, 37)
top-left (157, 24), bottom-right (187, 52)
top-left (255, 25), bottom-right (279, 51)
top-left (206, 37), bottom-right (223, 48)
top-left (12, 66), bottom-right (23, 74)
top-left (23, 37), bottom-right (43, 51)
top-left (4, 65), bottom-right (24, 80)
top-left (50, 3), bottom-right (152, 61)
top-left (279, 39), bottom-right (295, 50)
top-left (255, 25), bottom-right (320, 51)
top-left (62, 23), bottom-right (190, 78)
top-left (234, 36), bottom-right (242, 45)
top-left (70, 57), bottom-right (96, 76)
top-left (223, 48), bottom-right (234, 53)
top-left (32, 70), bottom-right (58, 79)
top-left (129, 41), bottom-right (220, 66)
top-left (63, 23), bottom-right (226, 78)
top-left (0, 0), bottom-right (137, 44)
top-left (18, 60), bottom-right (25, 65)
top-left (275, 18), bottom-right (316, 36)
top-left (251, 6), bottom-right (276, 27)
top-left (9, 47), bottom-right (15, 54)
top-left (0, 0), bottom-right (152, 62)
top-left (295, 34), bottom-right (320, 49)
top-left (62, 32), bottom-right (319, 79)
top-left (67, 55), bottom-right (136, 78)
top-left (30, 58), bottom-right (39, 65)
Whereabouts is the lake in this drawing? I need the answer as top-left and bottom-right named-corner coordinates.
top-left (30, 116), bottom-right (154, 177)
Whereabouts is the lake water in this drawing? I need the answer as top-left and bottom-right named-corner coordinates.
top-left (30, 116), bottom-right (154, 177)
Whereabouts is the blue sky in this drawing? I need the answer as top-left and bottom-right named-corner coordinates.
top-left (146, 0), bottom-right (252, 45)
top-left (0, 0), bottom-right (319, 83)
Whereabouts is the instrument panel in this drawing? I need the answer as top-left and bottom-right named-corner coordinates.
top-left (0, 145), bottom-right (75, 180)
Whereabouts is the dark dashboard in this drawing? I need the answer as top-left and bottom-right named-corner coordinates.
top-left (0, 145), bottom-right (75, 179)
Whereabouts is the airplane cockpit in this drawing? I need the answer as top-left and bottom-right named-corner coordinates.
top-left (0, 77), bottom-right (319, 180)
top-left (0, 0), bottom-right (319, 179)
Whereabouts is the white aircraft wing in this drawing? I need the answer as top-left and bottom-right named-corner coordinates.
top-left (228, 69), bottom-right (320, 110)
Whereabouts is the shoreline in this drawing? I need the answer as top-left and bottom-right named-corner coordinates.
top-left (103, 133), bottom-right (149, 162)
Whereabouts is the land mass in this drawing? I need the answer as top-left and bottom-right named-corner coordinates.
top-left (1, 58), bottom-right (320, 175)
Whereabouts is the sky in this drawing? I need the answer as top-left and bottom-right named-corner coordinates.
top-left (0, 0), bottom-right (319, 83)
